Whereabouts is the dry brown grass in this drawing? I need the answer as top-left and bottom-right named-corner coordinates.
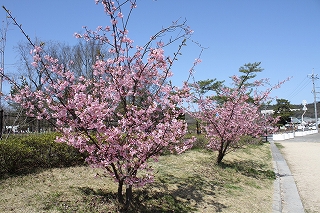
top-left (0, 143), bottom-right (274, 212)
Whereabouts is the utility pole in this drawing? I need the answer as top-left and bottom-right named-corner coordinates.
top-left (309, 69), bottom-right (319, 132)
top-left (0, 19), bottom-right (9, 139)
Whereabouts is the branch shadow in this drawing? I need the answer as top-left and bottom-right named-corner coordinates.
top-left (74, 159), bottom-right (272, 212)
top-left (218, 159), bottom-right (275, 180)
top-left (76, 172), bottom-right (227, 212)
top-left (130, 173), bottom-right (227, 212)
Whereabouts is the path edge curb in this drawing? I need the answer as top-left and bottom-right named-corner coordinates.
top-left (270, 141), bottom-right (305, 213)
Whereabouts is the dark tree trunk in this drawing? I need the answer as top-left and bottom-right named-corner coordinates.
top-left (0, 109), bottom-right (3, 139)
top-left (196, 120), bottom-right (201, 134)
top-left (118, 180), bottom-right (124, 205)
top-left (217, 141), bottom-right (228, 164)
top-left (217, 149), bottom-right (224, 164)
top-left (124, 185), bottom-right (133, 211)
top-left (117, 180), bottom-right (133, 212)
top-left (37, 119), bottom-right (41, 133)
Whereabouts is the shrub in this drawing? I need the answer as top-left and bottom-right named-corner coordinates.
top-left (191, 134), bottom-right (208, 149)
top-left (0, 140), bottom-right (34, 175)
top-left (0, 133), bottom-right (87, 177)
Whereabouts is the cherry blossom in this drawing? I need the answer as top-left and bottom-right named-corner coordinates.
top-left (191, 74), bottom-right (285, 164)
top-left (6, 0), bottom-right (196, 210)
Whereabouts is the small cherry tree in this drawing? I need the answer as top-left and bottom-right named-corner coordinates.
top-left (4, 1), bottom-right (196, 210)
top-left (191, 63), bottom-right (284, 164)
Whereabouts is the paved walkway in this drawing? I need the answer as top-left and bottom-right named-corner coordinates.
top-left (271, 132), bottom-right (320, 213)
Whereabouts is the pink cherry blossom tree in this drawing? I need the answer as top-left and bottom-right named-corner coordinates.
top-left (191, 63), bottom-right (285, 164)
top-left (4, 1), bottom-right (196, 210)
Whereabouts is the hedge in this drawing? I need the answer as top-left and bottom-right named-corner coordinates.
top-left (0, 133), bottom-right (87, 177)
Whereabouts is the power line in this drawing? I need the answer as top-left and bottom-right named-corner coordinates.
top-left (287, 77), bottom-right (311, 100)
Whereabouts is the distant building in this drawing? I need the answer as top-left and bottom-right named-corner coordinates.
top-left (261, 110), bottom-right (274, 115)
top-left (261, 108), bottom-right (300, 115)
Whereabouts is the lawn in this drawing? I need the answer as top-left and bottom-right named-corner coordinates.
top-left (0, 143), bottom-right (274, 212)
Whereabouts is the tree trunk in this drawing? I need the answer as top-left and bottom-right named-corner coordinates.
top-left (37, 119), bottom-right (41, 133)
top-left (0, 109), bottom-right (3, 139)
top-left (217, 141), bottom-right (230, 164)
top-left (196, 120), bottom-right (201, 134)
top-left (217, 149), bottom-right (224, 164)
top-left (124, 185), bottom-right (133, 211)
top-left (117, 180), bottom-right (133, 212)
top-left (117, 180), bottom-right (124, 205)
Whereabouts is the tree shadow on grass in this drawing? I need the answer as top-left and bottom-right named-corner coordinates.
top-left (78, 186), bottom-right (193, 213)
top-left (130, 173), bottom-right (227, 212)
top-left (219, 160), bottom-right (275, 180)
top-left (76, 173), bottom-right (227, 212)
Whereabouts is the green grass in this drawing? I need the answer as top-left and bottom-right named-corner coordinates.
top-left (275, 142), bottom-right (285, 149)
top-left (0, 142), bottom-right (274, 212)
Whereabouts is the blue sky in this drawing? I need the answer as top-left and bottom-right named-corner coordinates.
top-left (1, 0), bottom-right (320, 106)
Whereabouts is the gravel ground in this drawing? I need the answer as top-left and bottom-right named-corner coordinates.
top-left (279, 132), bottom-right (320, 213)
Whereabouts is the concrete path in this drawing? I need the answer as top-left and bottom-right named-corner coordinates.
top-left (271, 141), bottom-right (304, 213)
top-left (271, 132), bottom-right (320, 213)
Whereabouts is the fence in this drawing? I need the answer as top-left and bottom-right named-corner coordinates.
top-left (2, 112), bottom-right (55, 134)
